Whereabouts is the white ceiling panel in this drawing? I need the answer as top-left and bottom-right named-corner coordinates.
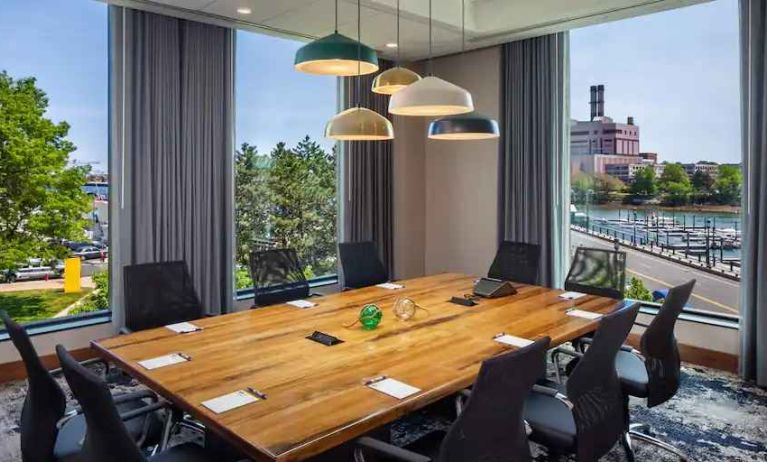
top-left (104, 0), bottom-right (711, 60)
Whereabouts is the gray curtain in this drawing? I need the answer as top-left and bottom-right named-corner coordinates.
top-left (498, 33), bottom-right (570, 287)
top-left (739, 0), bottom-right (767, 386)
top-left (341, 60), bottom-right (394, 276)
top-left (109, 6), bottom-right (234, 329)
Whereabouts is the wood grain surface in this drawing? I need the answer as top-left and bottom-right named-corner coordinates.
top-left (93, 273), bottom-right (620, 461)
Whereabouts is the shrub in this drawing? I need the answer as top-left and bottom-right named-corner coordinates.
top-left (625, 276), bottom-right (653, 302)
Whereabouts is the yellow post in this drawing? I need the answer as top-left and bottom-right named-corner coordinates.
top-left (63, 257), bottom-right (81, 293)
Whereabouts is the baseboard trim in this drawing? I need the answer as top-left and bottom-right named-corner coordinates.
top-left (0, 347), bottom-right (97, 383)
top-left (626, 333), bottom-right (738, 373)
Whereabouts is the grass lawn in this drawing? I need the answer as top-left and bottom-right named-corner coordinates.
top-left (0, 288), bottom-right (93, 325)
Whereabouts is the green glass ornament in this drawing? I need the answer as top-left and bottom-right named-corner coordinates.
top-left (359, 304), bottom-right (383, 330)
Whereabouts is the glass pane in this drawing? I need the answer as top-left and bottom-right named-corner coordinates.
top-left (0, 0), bottom-right (109, 326)
top-left (234, 31), bottom-right (339, 291)
top-left (569, 0), bottom-right (741, 319)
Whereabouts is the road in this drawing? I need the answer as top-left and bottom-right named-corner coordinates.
top-left (571, 231), bottom-right (740, 316)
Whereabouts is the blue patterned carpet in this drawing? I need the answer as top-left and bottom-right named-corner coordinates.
top-left (0, 364), bottom-right (765, 461)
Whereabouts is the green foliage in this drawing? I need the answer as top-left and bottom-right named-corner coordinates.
top-left (0, 288), bottom-right (93, 324)
top-left (625, 277), bottom-right (653, 302)
top-left (592, 173), bottom-right (625, 203)
top-left (235, 266), bottom-right (253, 290)
top-left (73, 270), bottom-right (109, 314)
top-left (691, 170), bottom-right (715, 193)
top-left (571, 172), bottom-right (593, 204)
top-left (658, 163), bottom-right (691, 205)
top-left (0, 71), bottom-right (92, 270)
top-left (235, 136), bottom-right (338, 282)
top-left (715, 164), bottom-right (742, 205)
top-left (630, 166), bottom-right (657, 197)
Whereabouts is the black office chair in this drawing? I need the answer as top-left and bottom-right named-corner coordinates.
top-left (55, 344), bottom-right (221, 462)
top-left (488, 241), bottom-right (541, 285)
top-left (338, 241), bottom-right (389, 289)
top-left (565, 247), bottom-right (627, 299)
top-left (353, 337), bottom-right (551, 462)
top-left (614, 279), bottom-right (696, 461)
top-left (249, 248), bottom-right (316, 307)
top-left (123, 261), bottom-right (204, 333)
top-left (0, 310), bottom-right (161, 462)
top-left (524, 303), bottom-right (640, 461)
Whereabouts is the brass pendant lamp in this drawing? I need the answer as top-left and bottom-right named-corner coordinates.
top-left (371, 0), bottom-right (421, 95)
top-left (326, 0), bottom-right (394, 140)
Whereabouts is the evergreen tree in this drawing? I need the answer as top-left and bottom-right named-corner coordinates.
top-left (234, 142), bottom-right (270, 267)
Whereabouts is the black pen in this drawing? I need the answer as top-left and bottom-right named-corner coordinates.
top-left (177, 352), bottom-right (192, 361)
top-left (363, 375), bottom-right (387, 386)
top-left (246, 387), bottom-right (267, 400)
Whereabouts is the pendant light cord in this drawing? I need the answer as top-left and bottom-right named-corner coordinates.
top-left (356, 0), bottom-right (361, 107)
top-left (334, 0), bottom-right (339, 33)
top-left (460, 0), bottom-right (465, 71)
top-left (396, 0), bottom-right (401, 65)
top-left (428, 0), bottom-right (433, 76)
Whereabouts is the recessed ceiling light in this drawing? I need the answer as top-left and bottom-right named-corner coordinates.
top-left (385, 42), bottom-right (398, 48)
top-left (237, 7), bottom-right (252, 14)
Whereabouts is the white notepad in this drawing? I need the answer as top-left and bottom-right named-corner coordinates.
top-left (367, 378), bottom-right (420, 399)
top-left (566, 309), bottom-right (603, 320)
top-left (201, 390), bottom-right (260, 414)
top-left (138, 353), bottom-right (189, 370)
top-left (287, 299), bottom-right (316, 309)
top-left (376, 283), bottom-right (404, 290)
top-left (559, 291), bottom-right (587, 300)
top-left (494, 334), bottom-right (534, 348)
top-left (165, 322), bottom-right (202, 334)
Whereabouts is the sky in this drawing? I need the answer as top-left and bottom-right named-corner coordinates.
top-left (570, 0), bottom-right (740, 164)
top-left (0, 0), bottom-right (740, 168)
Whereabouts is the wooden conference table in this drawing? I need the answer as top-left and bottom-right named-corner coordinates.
top-left (92, 273), bottom-right (620, 461)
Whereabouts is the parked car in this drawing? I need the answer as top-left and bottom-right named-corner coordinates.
top-left (72, 246), bottom-right (106, 260)
top-left (2, 260), bottom-right (64, 283)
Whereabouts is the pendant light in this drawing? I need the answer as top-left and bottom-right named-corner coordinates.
top-left (371, 0), bottom-right (421, 95)
top-left (295, 0), bottom-right (379, 76)
top-left (428, 0), bottom-right (499, 139)
top-left (326, 0), bottom-right (394, 141)
top-left (388, 0), bottom-right (473, 116)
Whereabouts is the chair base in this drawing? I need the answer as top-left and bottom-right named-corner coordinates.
top-left (623, 423), bottom-right (688, 462)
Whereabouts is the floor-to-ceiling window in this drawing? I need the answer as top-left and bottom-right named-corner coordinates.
top-left (569, 0), bottom-right (742, 320)
top-left (0, 0), bottom-right (109, 327)
top-left (234, 30), bottom-right (338, 292)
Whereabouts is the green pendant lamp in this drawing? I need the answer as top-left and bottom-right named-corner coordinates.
top-left (326, 0), bottom-right (394, 141)
top-left (295, 0), bottom-right (379, 76)
top-left (372, 0), bottom-right (421, 95)
top-left (428, 0), bottom-right (499, 139)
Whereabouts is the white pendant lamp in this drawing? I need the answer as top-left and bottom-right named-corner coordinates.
top-left (372, 0), bottom-right (421, 95)
top-left (389, 0), bottom-right (473, 116)
top-left (326, 0), bottom-right (394, 141)
top-left (428, 0), bottom-right (499, 139)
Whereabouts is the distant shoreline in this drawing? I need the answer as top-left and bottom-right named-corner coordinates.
top-left (580, 202), bottom-right (741, 215)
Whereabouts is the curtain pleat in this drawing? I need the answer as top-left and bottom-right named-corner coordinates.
top-left (109, 7), bottom-right (234, 328)
top-left (341, 60), bottom-right (394, 276)
top-left (739, 0), bottom-right (767, 386)
top-left (499, 34), bottom-right (569, 287)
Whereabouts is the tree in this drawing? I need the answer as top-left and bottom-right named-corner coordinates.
top-left (715, 164), bottom-right (742, 205)
top-left (0, 72), bottom-right (91, 270)
top-left (658, 163), bottom-right (691, 205)
top-left (234, 142), bottom-right (271, 267)
top-left (691, 170), bottom-right (715, 193)
top-left (625, 277), bottom-right (653, 302)
top-left (630, 165), bottom-right (657, 197)
top-left (592, 173), bottom-right (624, 203)
top-left (571, 172), bottom-right (593, 205)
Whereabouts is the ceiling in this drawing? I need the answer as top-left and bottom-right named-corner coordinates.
top-left (103, 0), bottom-right (709, 61)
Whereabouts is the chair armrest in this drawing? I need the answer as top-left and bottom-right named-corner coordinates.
top-left (118, 400), bottom-right (167, 422)
top-left (455, 388), bottom-right (472, 416)
top-left (532, 384), bottom-right (574, 411)
top-left (112, 389), bottom-right (158, 405)
top-left (579, 336), bottom-right (641, 355)
top-left (355, 437), bottom-right (431, 462)
top-left (308, 292), bottom-right (323, 298)
top-left (50, 357), bottom-right (109, 377)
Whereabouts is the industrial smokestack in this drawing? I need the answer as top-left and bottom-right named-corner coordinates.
top-left (627, 116), bottom-right (634, 125)
top-left (597, 84), bottom-right (605, 117)
top-left (590, 85), bottom-right (597, 120)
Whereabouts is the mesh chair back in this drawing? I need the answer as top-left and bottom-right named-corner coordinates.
top-left (641, 279), bottom-right (695, 407)
top-left (565, 247), bottom-right (627, 299)
top-left (566, 302), bottom-right (640, 461)
top-left (488, 241), bottom-right (541, 285)
top-left (338, 241), bottom-right (389, 289)
top-left (249, 249), bottom-right (310, 306)
top-left (123, 261), bottom-right (203, 332)
top-left (56, 345), bottom-right (146, 462)
top-left (1, 310), bottom-right (66, 462)
top-left (438, 337), bottom-right (550, 462)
